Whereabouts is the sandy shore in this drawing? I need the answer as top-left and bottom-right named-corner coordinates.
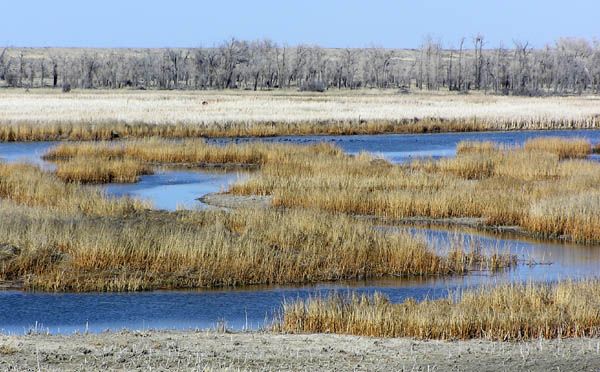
top-left (1, 331), bottom-right (600, 371)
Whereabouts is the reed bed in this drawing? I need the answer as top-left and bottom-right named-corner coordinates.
top-left (0, 163), bottom-right (148, 215)
top-left (44, 139), bottom-right (342, 166)
top-left (0, 161), bottom-right (514, 291)
top-left (0, 119), bottom-right (492, 141)
top-left (0, 201), bottom-right (513, 291)
top-left (524, 137), bottom-right (592, 159)
top-left (1, 91), bottom-right (600, 141)
top-left (55, 158), bottom-right (153, 183)
top-left (228, 137), bottom-right (600, 243)
top-left (277, 281), bottom-right (600, 340)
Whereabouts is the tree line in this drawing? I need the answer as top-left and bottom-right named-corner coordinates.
top-left (1, 36), bottom-right (599, 95)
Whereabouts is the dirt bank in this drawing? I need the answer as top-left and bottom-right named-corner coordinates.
top-left (1, 331), bottom-right (599, 371)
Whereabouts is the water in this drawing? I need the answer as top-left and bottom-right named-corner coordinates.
top-left (1, 226), bottom-right (598, 334)
top-left (2, 129), bottom-right (600, 210)
top-left (0, 142), bottom-right (243, 211)
top-left (1, 129), bottom-right (600, 334)
top-left (0, 141), bottom-right (56, 168)
top-left (215, 129), bottom-right (600, 163)
top-left (104, 169), bottom-right (243, 210)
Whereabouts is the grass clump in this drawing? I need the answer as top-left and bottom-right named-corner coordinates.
top-left (0, 163), bottom-right (148, 215)
top-left (523, 137), bottom-right (592, 159)
top-left (55, 158), bottom-right (153, 184)
top-left (44, 139), bottom-right (342, 167)
top-left (455, 141), bottom-right (500, 155)
top-left (278, 281), bottom-right (600, 340)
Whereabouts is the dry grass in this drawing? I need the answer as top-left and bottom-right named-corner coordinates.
top-left (228, 137), bottom-right (600, 243)
top-left (455, 141), bottom-right (500, 155)
top-left (0, 118), bottom-right (490, 141)
top-left (42, 137), bottom-right (600, 242)
top-left (55, 158), bottom-right (153, 183)
top-left (1, 90), bottom-right (600, 140)
top-left (524, 137), bottom-right (592, 159)
top-left (0, 163), bottom-right (148, 215)
top-left (0, 161), bottom-right (513, 291)
top-left (44, 139), bottom-right (341, 166)
top-left (278, 281), bottom-right (600, 340)
top-left (0, 201), bottom-right (513, 292)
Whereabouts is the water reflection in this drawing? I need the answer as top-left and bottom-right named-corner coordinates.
top-left (2, 130), bottom-right (600, 334)
top-left (215, 129), bottom-right (600, 163)
top-left (1, 226), bottom-right (599, 335)
top-left (104, 168), bottom-right (245, 211)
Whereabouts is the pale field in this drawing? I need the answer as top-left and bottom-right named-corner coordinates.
top-left (2, 89), bottom-right (600, 128)
top-left (1, 331), bottom-right (599, 371)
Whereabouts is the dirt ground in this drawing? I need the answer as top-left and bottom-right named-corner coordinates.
top-left (1, 331), bottom-right (600, 371)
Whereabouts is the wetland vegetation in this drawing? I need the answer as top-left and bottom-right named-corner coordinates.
top-left (279, 281), bottom-right (600, 340)
top-left (1, 109), bottom-right (600, 341)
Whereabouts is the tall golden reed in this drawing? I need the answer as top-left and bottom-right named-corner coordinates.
top-left (278, 281), bottom-right (600, 340)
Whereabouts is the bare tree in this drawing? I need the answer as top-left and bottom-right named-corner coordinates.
top-left (3, 36), bottom-right (600, 96)
top-left (473, 34), bottom-right (485, 90)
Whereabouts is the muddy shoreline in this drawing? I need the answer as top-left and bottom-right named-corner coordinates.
top-left (1, 330), bottom-right (599, 371)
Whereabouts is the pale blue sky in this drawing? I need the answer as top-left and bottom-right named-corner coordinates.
top-left (1, 0), bottom-right (598, 48)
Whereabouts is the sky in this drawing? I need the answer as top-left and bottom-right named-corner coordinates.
top-left (1, 0), bottom-right (599, 48)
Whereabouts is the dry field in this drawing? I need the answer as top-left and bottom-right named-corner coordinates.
top-left (1, 89), bottom-right (600, 140)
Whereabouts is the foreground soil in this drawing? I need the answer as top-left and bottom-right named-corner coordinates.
top-left (1, 331), bottom-right (600, 371)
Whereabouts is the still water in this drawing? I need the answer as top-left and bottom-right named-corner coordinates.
top-left (0, 142), bottom-right (243, 211)
top-left (216, 129), bottom-right (600, 162)
top-left (1, 129), bottom-right (600, 334)
top-left (1, 227), bottom-right (599, 334)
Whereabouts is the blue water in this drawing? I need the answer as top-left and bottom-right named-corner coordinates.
top-left (0, 141), bottom-right (56, 168)
top-left (214, 129), bottom-right (600, 163)
top-left (1, 129), bottom-right (600, 334)
top-left (0, 227), bottom-right (598, 334)
top-left (104, 169), bottom-right (244, 210)
top-left (0, 279), bottom-right (460, 334)
top-left (0, 142), bottom-right (244, 211)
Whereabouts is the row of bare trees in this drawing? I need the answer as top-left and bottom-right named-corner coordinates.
top-left (2, 36), bottom-right (600, 95)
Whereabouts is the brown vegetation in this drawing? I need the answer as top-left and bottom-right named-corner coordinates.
top-left (523, 137), bottom-right (592, 159)
top-left (0, 203), bottom-right (513, 292)
top-left (55, 158), bottom-right (152, 183)
top-left (0, 163), bottom-right (147, 215)
top-left (42, 137), bottom-right (600, 243)
top-left (0, 162), bottom-right (513, 291)
top-left (44, 139), bottom-right (341, 166)
top-left (278, 281), bottom-right (600, 340)
top-left (0, 118), bottom-right (516, 142)
top-left (229, 137), bottom-right (600, 243)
